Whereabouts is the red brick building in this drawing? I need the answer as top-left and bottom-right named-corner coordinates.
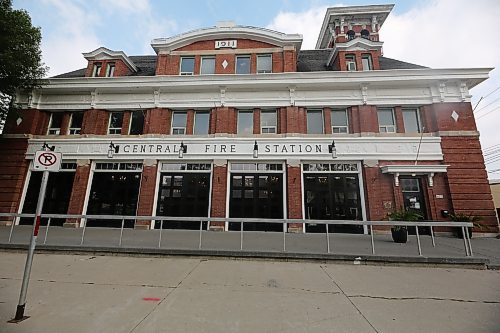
top-left (1, 4), bottom-right (498, 234)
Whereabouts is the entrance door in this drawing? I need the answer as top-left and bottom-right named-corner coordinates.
top-left (400, 178), bottom-right (429, 235)
top-left (155, 173), bottom-right (210, 229)
top-left (304, 174), bottom-right (363, 233)
top-left (229, 173), bottom-right (283, 231)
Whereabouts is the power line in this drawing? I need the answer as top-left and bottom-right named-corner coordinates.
top-left (483, 85), bottom-right (500, 99)
top-left (484, 143), bottom-right (500, 151)
top-left (476, 105), bottom-right (500, 120)
top-left (474, 96), bottom-right (500, 114)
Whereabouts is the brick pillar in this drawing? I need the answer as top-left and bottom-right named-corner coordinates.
top-left (4, 109), bottom-right (50, 135)
top-left (144, 108), bottom-right (170, 134)
top-left (253, 108), bottom-right (261, 134)
top-left (323, 107), bottom-right (332, 134)
top-left (136, 160), bottom-right (158, 230)
top-left (394, 106), bottom-right (405, 133)
top-left (363, 163), bottom-right (396, 232)
top-left (272, 51), bottom-right (284, 72)
top-left (64, 160), bottom-right (91, 227)
top-left (358, 105), bottom-right (378, 134)
top-left (212, 107), bottom-right (236, 134)
top-left (121, 111), bottom-right (132, 135)
top-left (283, 48), bottom-right (296, 72)
top-left (284, 106), bottom-right (307, 134)
top-left (60, 112), bottom-right (71, 135)
top-left (81, 109), bottom-right (109, 135)
top-left (186, 110), bottom-right (195, 135)
top-left (286, 163), bottom-right (303, 233)
top-left (349, 107), bottom-right (360, 133)
top-left (210, 162), bottom-right (227, 231)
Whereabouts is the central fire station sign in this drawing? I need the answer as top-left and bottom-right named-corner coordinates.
top-left (33, 151), bottom-right (62, 171)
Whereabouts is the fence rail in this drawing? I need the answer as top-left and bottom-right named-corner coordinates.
top-left (0, 213), bottom-right (474, 257)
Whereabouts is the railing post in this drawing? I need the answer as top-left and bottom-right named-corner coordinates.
top-left (465, 226), bottom-right (473, 257)
top-left (326, 223), bottom-right (330, 254)
top-left (158, 220), bottom-right (164, 248)
top-left (198, 220), bottom-right (203, 250)
top-left (8, 215), bottom-right (16, 243)
top-left (370, 224), bottom-right (375, 254)
top-left (80, 218), bottom-right (87, 245)
top-left (118, 218), bottom-right (125, 247)
top-left (282, 221), bottom-right (286, 252)
top-left (415, 226), bottom-right (422, 256)
top-left (430, 226), bottom-right (435, 247)
top-left (461, 227), bottom-right (470, 256)
top-left (240, 221), bottom-right (243, 251)
top-left (43, 218), bottom-right (51, 245)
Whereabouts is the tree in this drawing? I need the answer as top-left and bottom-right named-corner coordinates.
top-left (0, 0), bottom-right (47, 132)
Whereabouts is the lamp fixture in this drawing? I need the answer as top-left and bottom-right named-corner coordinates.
top-left (253, 141), bottom-right (258, 158)
top-left (108, 141), bottom-right (119, 158)
top-left (179, 142), bottom-right (187, 158)
top-left (42, 142), bottom-right (55, 151)
top-left (328, 140), bottom-right (337, 159)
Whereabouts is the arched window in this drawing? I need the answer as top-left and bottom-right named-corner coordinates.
top-left (361, 29), bottom-right (370, 39)
top-left (346, 30), bottom-right (355, 41)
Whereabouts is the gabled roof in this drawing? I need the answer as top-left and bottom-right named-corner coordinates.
top-left (151, 24), bottom-right (302, 53)
top-left (327, 37), bottom-right (384, 65)
top-left (83, 47), bottom-right (138, 72)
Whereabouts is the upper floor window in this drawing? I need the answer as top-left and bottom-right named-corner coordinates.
top-left (345, 54), bottom-right (356, 71)
top-left (361, 29), bottom-right (370, 39)
top-left (129, 111), bottom-right (144, 135)
top-left (347, 30), bottom-right (356, 41)
top-left (402, 108), bottom-right (421, 133)
top-left (237, 110), bottom-right (253, 135)
top-left (331, 109), bottom-right (348, 133)
top-left (171, 111), bottom-right (187, 135)
top-left (257, 54), bottom-right (272, 73)
top-left (92, 63), bottom-right (102, 77)
top-left (377, 108), bottom-right (396, 133)
top-left (261, 110), bottom-right (276, 134)
top-left (236, 55), bottom-right (251, 74)
top-left (361, 54), bottom-right (372, 71)
top-left (307, 109), bottom-right (324, 134)
top-left (108, 112), bottom-right (123, 134)
top-left (105, 63), bottom-right (115, 77)
top-left (69, 112), bottom-right (84, 134)
top-left (200, 57), bottom-right (215, 75)
top-left (180, 57), bottom-right (195, 75)
top-left (47, 113), bottom-right (63, 135)
top-left (194, 111), bottom-right (210, 135)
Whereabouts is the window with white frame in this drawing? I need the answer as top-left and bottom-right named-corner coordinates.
top-left (200, 57), bottom-right (215, 74)
top-left (331, 109), bottom-right (349, 133)
top-left (345, 54), bottom-right (356, 71)
top-left (307, 109), bottom-right (324, 134)
top-left (129, 111), bottom-right (144, 135)
top-left (260, 110), bottom-right (276, 133)
top-left (402, 108), bottom-right (421, 133)
top-left (361, 54), bottom-right (372, 71)
top-left (180, 57), bottom-right (195, 75)
top-left (194, 111), bottom-right (210, 135)
top-left (257, 54), bottom-right (272, 73)
top-left (236, 55), bottom-right (251, 74)
top-left (105, 63), bottom-right (115, 77)
top-left (171, 111), bottom-right (187, 135)
top-left (377, 108), bottom-right (396, 133)
top-left (69, 112), bottom-right (83, 134)
top-left (91, 63), bottom-right (102, 77)
top-left (108, 112), bottom-right (123, 134)
top-left (47, 113), bottom-right (63, 135)
top-left (237, 110), bottom-right (253, 135)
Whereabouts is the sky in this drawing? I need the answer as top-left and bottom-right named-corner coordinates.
top-left (13, 0), bottom-right (500, 179)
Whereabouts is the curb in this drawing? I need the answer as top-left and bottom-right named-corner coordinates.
top-left (0, 243), bottom-right (490, 269)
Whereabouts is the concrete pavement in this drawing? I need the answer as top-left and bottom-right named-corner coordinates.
top-left (0, 252), bottom-right (499, 332)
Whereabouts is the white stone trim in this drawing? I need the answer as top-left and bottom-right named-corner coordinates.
top-left (380, 164), bottom-right (449, 187)
top-left (83, 47), bottom-right (138, 72)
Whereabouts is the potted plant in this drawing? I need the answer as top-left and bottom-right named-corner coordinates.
top-left (449, 212), bottom-right (480, 239)
top-left (388, 209), bottom-right (423, 243)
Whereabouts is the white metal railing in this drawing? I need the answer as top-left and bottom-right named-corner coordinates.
top-left (0, 213), bottom-right (474, 257)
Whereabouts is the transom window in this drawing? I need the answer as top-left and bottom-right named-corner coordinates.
top-left (129, 111), bottom-right (144, 135)
top-left (171, 111), bottom-right (187, 135)
top-left (238, 110), bottom-right (253, 135)
top-left (91, 63), bottom-right (102, 77)
top-left (231, 163), bottom-right (283, 171)
top-left (303, 163), bottom-right (358, 172)
top-left (331, 109), bottom-right (348, 133)
top-left (307, 109), bottom-right (324, 134)
top-left (161, 163), bottom-right (212, 171)
top-left (194, 111), bottom-right (210, 135)
top-left (180, 57), bottom-right (195, 75)
top-left (200, 57), bottom-right (215, 75)
top-left (260, 110), bottom-right (276, 134)
top-left (108, 112), bottom-right (123, 134)
top-left (377, 108), bottom-right (396, 133)
top-left (105, 63), bottom-right (115, 77)
top-left (95, 162), bottom-right (143, 171)
top-left (236, 55), bottom-right (251, 74)
top-left (402, 108), bottom-right (421, 133)
top-left (69, 112), bottom-right (83, 134)
top-left (47, 113), bottom-right (63, 135)
top-left (257, 54), bottom-right (272, 73)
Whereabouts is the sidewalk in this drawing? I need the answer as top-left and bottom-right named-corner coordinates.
top-left (0, 252), bottom-right (499, 333)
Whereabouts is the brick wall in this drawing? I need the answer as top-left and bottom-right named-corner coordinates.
top-left (144, 108), bottom-right (171, 134)
top-left (3, 109), bottom-right (49, 135)
top-left (81, 109), bottom-right (109, 135)
top-left (65, 161), bottom-right (91, 227)
top-left (286, 165), bottom-right (303, 232)
top-left (85, 59), bottom-right (131, 77)
top-left (210, 164), bottom-right (228, 230)
top-left (136, 162), bottom-right (158, 229)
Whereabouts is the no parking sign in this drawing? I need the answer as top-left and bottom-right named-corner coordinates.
top-left (34, 150), bottom-right (62, 171)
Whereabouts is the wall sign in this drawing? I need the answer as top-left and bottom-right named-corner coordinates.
top-left (215, 40), bottom-right (237, 49)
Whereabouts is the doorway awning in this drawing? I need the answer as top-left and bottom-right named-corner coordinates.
top-left (380, 164), bottom-right (448, 187)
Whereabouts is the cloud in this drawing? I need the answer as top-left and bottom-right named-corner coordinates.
top-left (266, 0), bottom-right (500, 176)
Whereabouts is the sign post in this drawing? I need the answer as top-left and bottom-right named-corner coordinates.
top-left (10, 146), bottom-right (61, 322)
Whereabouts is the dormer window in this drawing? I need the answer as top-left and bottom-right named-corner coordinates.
top-left (105, 63), bottom-right (115, 77)
top-left (346, 30), bottom-right (355, 41)
top-left (362, 54), bottom-right (373, 71)
top-left (92, 63), bottom-right (102, 77)
top-left (345, 54), bottom-right (356, 71)
top-left (361, 29), bottom-right (370, 39)
top-left (180, 57), bottom-right (195, 75)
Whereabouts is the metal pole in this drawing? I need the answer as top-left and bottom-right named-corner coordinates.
top-left (415, 226), bottom-right (422, 256)
top-left (461, 227), bottom-right (470, 256)
top-left (465, 226), bottom-right (473, 257)
top-left (282, 222), bottom-right (286, 252)
top-left (240, 221), bottom-right (243, 251)
top-left (326, 224), bottom-right (330, 254)
top-left (80, 218), bottom-right (87, 246)
top-left (370, 225), bottom-right (375, 254)
top-left (8, 215), bottom-right (16, 243)
top-left (118, 218), bottom-right (125, 247)
top-left (198, 220), bottom-right (203, 249)
top-left (13, 170), bottom-right (49, 321)
top-left (158, 220), bottom-right (164, 248)
top-left (43, 218), bottom-right (51, 245)
top-left (430, 226), bottom-right (435, 247)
